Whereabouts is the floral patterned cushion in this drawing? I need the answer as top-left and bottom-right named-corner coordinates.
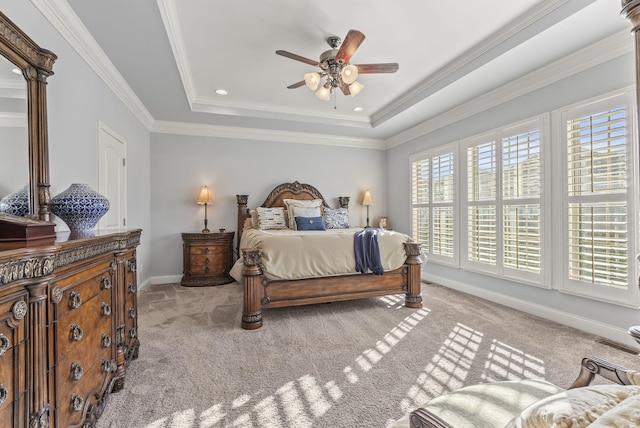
top-left (324, 207), bottom-right (350, 229)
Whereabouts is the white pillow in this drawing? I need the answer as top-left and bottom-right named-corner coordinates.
top-left (282, 199), bottom-right (322, 229)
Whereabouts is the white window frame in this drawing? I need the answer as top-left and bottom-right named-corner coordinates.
top-left (460, 116), bottom-right (551, 287)
top-left (554, 88), bottom-right (639, 307)
top-left (409, 143), bottom-right (459, 267)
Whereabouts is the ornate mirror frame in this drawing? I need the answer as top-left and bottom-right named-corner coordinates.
top-left (0, 10), bottom-right (56, 221)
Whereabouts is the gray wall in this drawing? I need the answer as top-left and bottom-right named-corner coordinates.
top-left (387, 53), bottom-right (639, 344)
top-left (4, 2), bottom-right (152, 284)
top-left (149, 133), bottom-right (388, 281)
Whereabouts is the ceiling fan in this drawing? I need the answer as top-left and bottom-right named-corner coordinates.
top-left (276, 29), bottom-right (399, 102)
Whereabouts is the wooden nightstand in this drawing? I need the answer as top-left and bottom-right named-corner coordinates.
top-left (181, 231), bottom-right (235, 286)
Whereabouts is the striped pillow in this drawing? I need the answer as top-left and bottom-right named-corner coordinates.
top-left (256, 207), bottom-right (287, 230)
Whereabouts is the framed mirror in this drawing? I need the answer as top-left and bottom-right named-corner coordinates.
top-left (0, 10), bottom-right (56, 221)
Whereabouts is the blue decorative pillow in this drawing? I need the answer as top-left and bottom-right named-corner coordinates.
top-left (295, 216), bottom-right (326, 231)
top-left (324, 207), bottom-right (350, 229)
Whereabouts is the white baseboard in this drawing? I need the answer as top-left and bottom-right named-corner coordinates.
top-left (424, 273), bottom-right (640, 350)
top-left (144, 275), bottom-right (182, 290)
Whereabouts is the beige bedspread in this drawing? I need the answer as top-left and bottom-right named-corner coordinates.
top-left (230, 227), bottom-right (413, 282)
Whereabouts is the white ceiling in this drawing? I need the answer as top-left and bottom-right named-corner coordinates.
top-left (62, 0), bottom-right (632, 147)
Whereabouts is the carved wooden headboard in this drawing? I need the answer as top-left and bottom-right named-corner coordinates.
top-left (235, 181), bottom-right (350, 256)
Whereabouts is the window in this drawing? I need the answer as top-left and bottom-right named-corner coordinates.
top-left (409, 87), bottom-right (638, 307)
top-left (462, 118), bottom-right (545, 284)
top-left (411, 145), bottom-right (457, 265)
top-left (559, 91), bottom-right (638, 305)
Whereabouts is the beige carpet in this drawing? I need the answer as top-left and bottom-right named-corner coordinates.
top-left (96, 281), bottom-right (640, 428)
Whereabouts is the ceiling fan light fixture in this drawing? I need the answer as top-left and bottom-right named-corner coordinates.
top-left (316, 84), bottom-right (331, 101)
top-left (349, 81), bottom-right (364, 97)
top-left (341, 64), bottom-right (358, 84)
top-left (304, 72), bottom-right (321, 91)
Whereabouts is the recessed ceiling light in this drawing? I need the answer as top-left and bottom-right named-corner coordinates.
top-left (353, 107), bottom-right (364, 112)
top-left (215, 89), bottom-right (228, 95)
top-left (11, 68), bottom-right (21, 75)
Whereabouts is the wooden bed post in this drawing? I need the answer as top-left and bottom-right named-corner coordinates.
top-left (403, 242), bottom-right (423, 308)
top-left (236, 194), bottom-right (248, 257)
top-left (241, 248), bottom-right (264, 330)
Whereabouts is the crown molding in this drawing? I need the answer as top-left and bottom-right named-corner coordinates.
top-left (157, 0), bottom-right (196, 105)
top-left (151, 120), bottom-right (386, 150)
top-left (191, 95), bottom-right (372, 128)
top-left (0, 112), bottom-right (26, 127)
top-left (373, 0), bottom-right (575, 128)
top-left (31, 0), bottom-right (155, 130)
top-left (386, 30), bottom-right (634, 149)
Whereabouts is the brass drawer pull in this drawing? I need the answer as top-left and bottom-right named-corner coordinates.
top-left (128, 283), bottom-right (136, 294)
top-left (69, 291), bottom-right (82, 309)
top-left (101, 302), bottom-right (112, 316)
top-left (70, 324), bottom-right (83, 341)
top-left (205, 267), bottom-right (210, 274)
top-left (101, 358), bottom-right (116, 373)
top-left (70, 362), bottom-right (83, 381)
top-left (0, 333), bottom-right (9, 356)
top-left (204, 258), bottom-right (210, 264)
top-left (129, 327), bottom-right (137, 339)
top-left (0, 385), bottom-right (7, 407)
top-left (128, 308), bottom-right (137, 319)
top-left (101, 276), bottom-right (112, 290)
top-left (70, 394), bottom-right (84, 412)
top-left (204, 247), bottom-right (210, 254)
top-left (101, 334), bottom-right (112, 348)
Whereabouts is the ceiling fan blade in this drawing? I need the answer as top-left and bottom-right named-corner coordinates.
top-left (336, 30), bottom-right (365, 63)
top-left (339, 80), bottom-right (351, 96)
top-left (287, 80), bottom-right (306, 89)
top-left (276, 50), bottom-right (319, 66)
top-left (355, 63), bottom-right (399, 74)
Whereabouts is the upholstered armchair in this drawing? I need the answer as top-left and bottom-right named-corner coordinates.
top-left (394, 327), bottom-right (640, 428)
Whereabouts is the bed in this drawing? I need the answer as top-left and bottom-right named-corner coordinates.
top-left (232, 181), bottom-right (423, 330)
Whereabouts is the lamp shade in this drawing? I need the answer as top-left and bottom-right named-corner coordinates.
top-left (196, 186), bottom-right (213, 205)
top-left (341, 64), bottom-right (358, 84)
top-left (316, 85), bottom-right (331, 101)
top-left (349, 81), bottom-right (364, 97)
top-left (304, 72), bottom-right (321, 91)
top-left (362, 190), bottom-right (373, 206)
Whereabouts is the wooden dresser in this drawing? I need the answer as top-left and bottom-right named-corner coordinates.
top-left (181, 231), bottom-right (234, 286)
top-left (0, 229), bottom-right (141, 428)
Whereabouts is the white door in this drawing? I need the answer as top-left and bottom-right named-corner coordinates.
top-left (98, 122), bottom-right (126, 229)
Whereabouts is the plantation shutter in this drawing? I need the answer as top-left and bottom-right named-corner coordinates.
top-left (467, 141), bottom-right (497, 265)
top-left (566, 106), bottom-right (628, 288)
top-left (502, 130), bottom-right (541, 273)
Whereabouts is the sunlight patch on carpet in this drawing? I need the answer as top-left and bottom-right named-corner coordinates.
top-left (401, 323), bottom-right (483, 412)
top-left (482, 340), bottom-right (546, 381)
top-left (199, 403), bottom-right (226, 426)
top-left (139, 304), bottom-right (430, 427)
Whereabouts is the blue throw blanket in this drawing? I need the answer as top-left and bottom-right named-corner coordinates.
top-left (354, 228), bottom-right (384, 275)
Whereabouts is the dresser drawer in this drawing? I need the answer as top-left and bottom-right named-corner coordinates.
top-left (57, 346), bottom-right (114, 405)
top-left (0, 389), bottom-right (26, 428)
top-left (57, 347), bottom-right (115, 428)
top-left (56, 291), bottom-right (113, 362)
top-left (0, 291), bottom-right (28, 426)
top-left (53, 266), bottom-right (114, 318)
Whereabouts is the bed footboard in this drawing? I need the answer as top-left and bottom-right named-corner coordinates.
top-left (240, 242), bottom-right (423, 330)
